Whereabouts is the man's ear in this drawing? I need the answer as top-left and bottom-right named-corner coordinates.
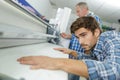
top-left (94, 28), bottom-right (100, 37)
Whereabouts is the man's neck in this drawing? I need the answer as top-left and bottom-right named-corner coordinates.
top-left (84, 50), bottom-right (91, 54)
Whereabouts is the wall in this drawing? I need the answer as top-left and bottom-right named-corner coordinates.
top-left (103, 21), bottom-right (120, 32)
top-left (27, 0), bottom-right (53, 19)
top-left (112, 23), bottom-right (120, 32)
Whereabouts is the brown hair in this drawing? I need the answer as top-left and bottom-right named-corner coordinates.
top-left (70, 16), bottom-right (102, 34)
top-left (76, 2), bottom-right (89, 10)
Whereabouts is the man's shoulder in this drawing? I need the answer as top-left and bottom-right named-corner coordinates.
top-left (101, 31), bottom-right (119, 36)
top-left (99, 31), bottom-right (120, 41)
top-left (87, 11), bottom-right (99, 17)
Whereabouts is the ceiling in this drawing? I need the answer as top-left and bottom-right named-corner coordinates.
top-left (49, 0), bottom-right (120, 24)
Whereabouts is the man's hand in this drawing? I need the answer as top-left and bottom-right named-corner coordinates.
top-left (60, 33), bottom-right (71, 39)
top-left (17, 55), bottom-right (89, 78)
top-left (17, 56), bottom-right (61, 70)
top-left (54, 48), bottom-right (78, 57)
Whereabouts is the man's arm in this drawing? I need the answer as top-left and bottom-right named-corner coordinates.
top-left (17, 56), bottom-right (89, 78)
top-left (60, 58), bottom-right (89, 78)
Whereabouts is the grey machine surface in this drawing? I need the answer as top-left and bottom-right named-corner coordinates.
top-left (0, 0), bottom-right (68, 80)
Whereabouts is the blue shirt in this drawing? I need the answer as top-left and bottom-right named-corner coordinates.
top-left (68, 11), bottom-right (103, 80)
top-left (87, 11), bottom-right (102, 28)
top-left (82, 31), bottom-right (120, 80)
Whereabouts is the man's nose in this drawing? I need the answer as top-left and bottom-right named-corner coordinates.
top-left (78, 38), bottom-right (84, 45)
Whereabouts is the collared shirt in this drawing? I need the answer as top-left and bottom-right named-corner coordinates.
top-left (82, 31), bottom-right (120, 80)
top-left (69, 34), bottom-right (84, 59)
top-left (69, 11), bottom-right (102, 59)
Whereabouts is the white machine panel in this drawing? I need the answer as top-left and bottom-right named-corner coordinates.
top-left (0, 0), bottom-right (68, 80)
top-left (0, 43), bottom-right (68, 80)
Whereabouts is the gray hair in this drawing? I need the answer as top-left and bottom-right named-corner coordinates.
top-left (76, 2), bottom-right (89, 10)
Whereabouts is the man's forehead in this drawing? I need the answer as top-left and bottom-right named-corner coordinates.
top-left (75, 28), bottom-right (88, 35)
top-left (75, 28), bottom-right (87, 34)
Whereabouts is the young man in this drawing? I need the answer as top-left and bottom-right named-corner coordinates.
top-left (61, 2), bottom-right (102, 58)
top-left (61, 2), bottom-right (102, 80)
top-left (17, 17), bottom-right (120, 80)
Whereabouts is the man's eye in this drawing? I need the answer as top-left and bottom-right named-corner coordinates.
top-left (81, 34), bottom-right (86, 37)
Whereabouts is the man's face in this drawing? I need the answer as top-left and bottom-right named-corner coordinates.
top-left (75, 28), bottom-right (99, 51)
top-left (76, 6), bottom-right (85, 17)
